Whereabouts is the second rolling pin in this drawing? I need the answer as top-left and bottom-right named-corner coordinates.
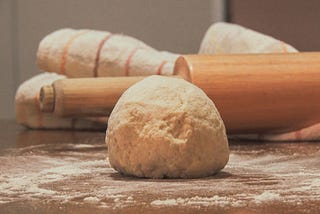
top-left (40, 52), bottom-right (320, 134)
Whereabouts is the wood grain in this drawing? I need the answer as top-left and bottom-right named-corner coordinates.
top-left (174, 52), bottom-right (320, 133)
top-left (51, 76), bottom-right (145, 117)
top-left (1, 120), bottom-right (320, 213)
top-left (40, 52), bottom-right (320, 134)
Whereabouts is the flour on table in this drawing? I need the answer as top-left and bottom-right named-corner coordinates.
top-left (0, 142), bottom-right (319, 210)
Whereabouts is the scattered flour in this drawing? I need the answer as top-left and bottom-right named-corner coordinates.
top-left (151, 195), bottom-right (246, 207)
top-left (0, 142), bottom-right (319, 210)
top-left (83, 196), bottom-right (100, 204)
top-left (254, 191), bottom-right (281, 203)
top-left (151, 199), bottom-right (178, 206)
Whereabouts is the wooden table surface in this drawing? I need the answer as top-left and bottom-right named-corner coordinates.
top-left (0, 120), bottom-right (319, 214)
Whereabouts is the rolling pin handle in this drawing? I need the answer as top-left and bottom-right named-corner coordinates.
top-left (173, 56), bottom-right (192, 82)
top-left (40, 85), bottom-right (55, 113)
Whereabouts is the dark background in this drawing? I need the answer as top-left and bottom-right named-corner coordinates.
top-left (228, 0), bottom-right (320, 51)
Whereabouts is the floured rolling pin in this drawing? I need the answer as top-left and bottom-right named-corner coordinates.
top-left (40, 52), bottom-right (320, 134)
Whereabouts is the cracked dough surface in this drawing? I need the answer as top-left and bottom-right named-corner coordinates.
top-left (106, 75), bottom-right (229, 178)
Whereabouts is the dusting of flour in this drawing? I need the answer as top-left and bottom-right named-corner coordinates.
top-left (0, 141), bottom-right (319, 211)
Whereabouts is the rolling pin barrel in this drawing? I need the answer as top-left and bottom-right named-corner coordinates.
top-left (174, 53), bottom-right (320, 133)
top-left (40, 52), bottom-right (320, 134)
top-left (41, 76), bottom-right (145, 117)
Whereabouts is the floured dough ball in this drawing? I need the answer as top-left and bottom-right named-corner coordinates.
top-left (106, 75), bottom-right (229, 178)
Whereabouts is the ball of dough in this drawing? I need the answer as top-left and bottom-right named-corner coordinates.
top-left (106, 75), bottom-right (229, 178)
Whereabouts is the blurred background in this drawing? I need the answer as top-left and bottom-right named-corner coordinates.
top-left (1, 0), bottom-right (320, 119)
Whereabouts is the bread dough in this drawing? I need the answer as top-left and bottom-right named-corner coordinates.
top-left (37, 29), bottom-right (178, 77)
top-left (106, 76), bottom-right (229, 178)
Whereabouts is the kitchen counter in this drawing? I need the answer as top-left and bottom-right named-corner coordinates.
top-left (0, 120), bottom-right (319, 213)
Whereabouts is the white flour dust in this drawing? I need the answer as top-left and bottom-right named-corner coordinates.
top-left (253, 191), bottom-right (281, 203)
top-left (0, 142), bottom-right (319, 209)
top-left (151, 195), bottom-right (245, 207)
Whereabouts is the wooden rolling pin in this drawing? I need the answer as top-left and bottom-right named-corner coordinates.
top-left (40, 52), bottom-right (320, 134)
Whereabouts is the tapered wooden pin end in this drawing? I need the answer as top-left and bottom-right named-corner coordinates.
top-left (40, 85), bottom-right (55, 113)
top-left (173, 56), bottom-right (192, 82)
